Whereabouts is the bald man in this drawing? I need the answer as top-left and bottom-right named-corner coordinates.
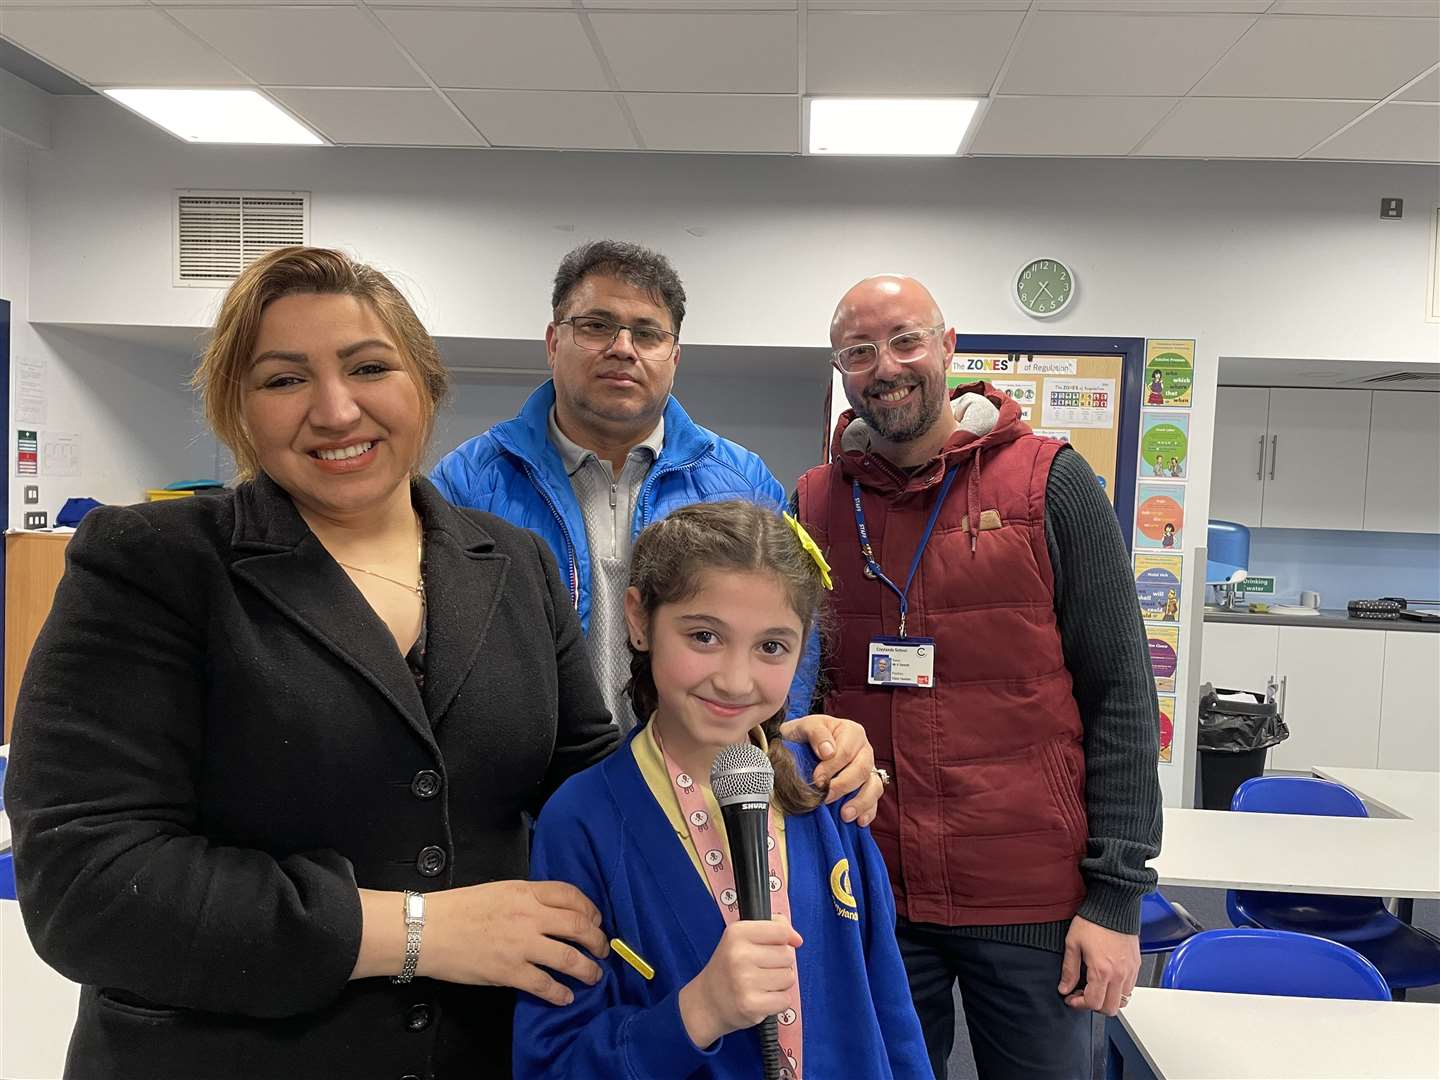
top-left (792, 276), bottom-right (1162, 1080)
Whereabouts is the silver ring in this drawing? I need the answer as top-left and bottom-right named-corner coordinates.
top-left (873, 767), bottom-right (892, 787)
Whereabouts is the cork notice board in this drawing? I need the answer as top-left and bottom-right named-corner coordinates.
top-left (948, 353), bottom-right (1125, 505)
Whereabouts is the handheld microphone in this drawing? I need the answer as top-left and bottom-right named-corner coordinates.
top-left (710, 743), bottom-right (783, 1080)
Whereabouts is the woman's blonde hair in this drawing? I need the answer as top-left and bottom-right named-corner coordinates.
top-left (192, 246), bottom-right (448, 481)
top-left (625, 500), bottom-right (828, 816)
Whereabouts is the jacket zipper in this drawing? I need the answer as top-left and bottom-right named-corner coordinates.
top-left (638, 455), bottom-right (705, 530)
top-left (521, 461), bottom-right (581, 610)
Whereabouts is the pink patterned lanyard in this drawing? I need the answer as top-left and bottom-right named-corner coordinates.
top-left (655, 729), bottom-right (805, 1080)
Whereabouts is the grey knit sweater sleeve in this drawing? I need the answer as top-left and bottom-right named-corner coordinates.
top-left (1045, 447), bottom-right (1163, 935)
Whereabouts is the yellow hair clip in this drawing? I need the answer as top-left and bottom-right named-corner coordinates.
top-left (783, 512), bottom-right (833, 590)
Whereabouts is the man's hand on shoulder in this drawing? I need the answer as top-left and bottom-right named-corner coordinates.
top-left (778, 714), bottom-right (883, 826)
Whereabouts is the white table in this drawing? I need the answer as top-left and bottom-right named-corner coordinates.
top-left (1105, 987), bottom-right (1440, 1079)
top-left (1153, 808), bottom-right (1440, 900)
top-left (1312, 766), bottom-right (1440, 825)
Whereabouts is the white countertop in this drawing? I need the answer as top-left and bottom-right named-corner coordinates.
top-left (1116, 987), bottom-right (1440, 1080)
top-left (1153, 808), bottom-right (1440, 899)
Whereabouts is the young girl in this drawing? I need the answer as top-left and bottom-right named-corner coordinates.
top-left (513, 501), bottom-right (928, 1079)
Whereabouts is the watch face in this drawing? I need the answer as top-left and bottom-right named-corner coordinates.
top-left (1016, 259), bottom-right (1074, 317)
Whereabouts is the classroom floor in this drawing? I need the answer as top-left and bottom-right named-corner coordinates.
top-left (942, 888), bottom-right (1440, 1080)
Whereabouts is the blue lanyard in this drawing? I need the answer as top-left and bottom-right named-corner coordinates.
top-left (852, 466), bottom-right (959, 638)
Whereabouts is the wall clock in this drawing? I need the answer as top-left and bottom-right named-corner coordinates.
top-left (1014, 258), bottom-right (1075, 318)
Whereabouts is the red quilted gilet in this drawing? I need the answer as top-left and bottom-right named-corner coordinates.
top-left (797, 383), bottom-right (1087, 926)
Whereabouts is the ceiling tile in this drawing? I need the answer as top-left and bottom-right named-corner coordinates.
top-left (1305, 101), bottom-right (1440, 160)
top-left (1194, 15), bottom-right (1440, 98)
top-left (808, 1), bottom-right (1026, 8)
top-left (1399, 68), bottom-right (1440, 100)
top-left (1038, 1), bottom-right (1268, 10)
top-left (170, 7), bottom-right (423, 88)
top-left (626, 92), bottom-right (797, 152)
top-left (375, 8), bottom-right (608, 90)
top-left (589, 12), bottom-right (796, 93)
top-left (970, 95), bottom-right (1176, 155)
top-left (1138, 97), bottom-right (1369, 157)
top-left (0, 7), bottom-right (246, 85)
top-left (1271, 1), bottom-right (1440, 14)
top-left (807, 12), bottom-right (1023, 94)
top-left (585, 0), bottom-right (796, 7)
top-left (378, 1), bottom-right (573, 5)
top-left (449, 89), bottom-right (637, 148)
top-left (266, 87), bottom-right (484, 146)
top-left (1002, 12), bottom-right (1255, 95)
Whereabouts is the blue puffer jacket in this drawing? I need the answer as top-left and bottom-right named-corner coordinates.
top-left (430, 382), bottom-right (818, 715)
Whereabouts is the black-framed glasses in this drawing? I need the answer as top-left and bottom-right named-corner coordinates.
top-left (831, 324), bottom-right (946, 375)
top-left (558, 316), bottom-right (678, 360)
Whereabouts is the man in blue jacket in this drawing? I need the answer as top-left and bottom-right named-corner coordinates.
top-left (431, 243), bottom-right (878, 815)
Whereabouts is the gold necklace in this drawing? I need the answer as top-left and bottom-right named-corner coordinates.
top-left (336, 529), bottom-right (425, 602)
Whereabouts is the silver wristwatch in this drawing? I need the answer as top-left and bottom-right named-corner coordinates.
top-left (392, 891), bottom-right (425, 984)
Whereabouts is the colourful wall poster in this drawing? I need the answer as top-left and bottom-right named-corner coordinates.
top-left (1135, 482), bottom-right (1185, 550)
top-left (1157, 696), bottom-right (1175, 764)
top-left (950, 354), bottom-right (1019, 379)
top-left (1042, 377), bottom-right (1116, 428)
top-left (1144, 339), bottom-right (1195, 408)
top-left (1140, 412), bottom-right (1190, 479)
top-left (1147, 624), bottom-right (1181, 694)
top-left (1134, 553), bottom-right (1183, 621)
top-left (1019, 356), bottom-right (1078, 375)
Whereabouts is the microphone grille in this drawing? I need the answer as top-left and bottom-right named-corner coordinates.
top-left (710, 742), bottom-right (775, 807)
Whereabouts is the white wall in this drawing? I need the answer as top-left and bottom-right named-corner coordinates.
top-left (26, 97), bottom-right (1440, 367)
top-left (438, 369), bottom-right (825, 490)
top-left (2, 132), bottom-right (216, 526)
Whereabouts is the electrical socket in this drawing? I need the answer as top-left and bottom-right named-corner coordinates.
top-left (23, 485), bottom-right (39, 504)
top-left (24, 511), bottom-right (48, 529)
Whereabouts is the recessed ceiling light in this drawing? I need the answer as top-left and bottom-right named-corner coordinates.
top-left (103, 89), bottom-right (324, 145)
top-left (807, 98), bottom-right (981, 157)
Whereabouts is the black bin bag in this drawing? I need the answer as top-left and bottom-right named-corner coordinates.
top-left (1195, 682), bottom-right (1289, 811)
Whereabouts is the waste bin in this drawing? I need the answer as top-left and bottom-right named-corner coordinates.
top-left (1196, 682), bottom-right (1289, 811)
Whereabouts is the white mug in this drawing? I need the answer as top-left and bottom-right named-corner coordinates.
top-left (1299, 590), bottom-right (1320, 610)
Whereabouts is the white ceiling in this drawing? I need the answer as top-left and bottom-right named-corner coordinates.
top-left (1, 1), bottom-right (1436, 162)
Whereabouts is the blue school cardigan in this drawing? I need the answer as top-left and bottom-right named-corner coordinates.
top-left (512, 730), bottom-right (929, 1079)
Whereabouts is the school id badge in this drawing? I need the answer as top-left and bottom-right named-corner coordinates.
top-left (867, 637), bottom-right (936, 688)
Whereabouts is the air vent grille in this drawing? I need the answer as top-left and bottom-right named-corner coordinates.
top-left (175, 191), bottom-right (308, 286)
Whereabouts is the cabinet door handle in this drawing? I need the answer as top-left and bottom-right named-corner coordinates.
top-left (1268, 435), bottom-right (1278, 480)
top-left (1256, 435), bottom-right (1265, 481)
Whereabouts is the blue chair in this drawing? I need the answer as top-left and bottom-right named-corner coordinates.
top-left (1139, 890), bottom-right (1202, 986)
top-left (1161, 928), bottom-right (1391, 1001)
top-left (0, 851), bottom-right (14, 902)
top-left (1104, 928), bottom-right (1391, 1080)
top-left (1227, 776), bottom-right (1440, 992)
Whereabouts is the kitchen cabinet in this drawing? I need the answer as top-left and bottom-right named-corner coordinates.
top-left (1210, 388), bottom-right (1373, 531)
top-left (1377, 633), bottom-right (1440, 771)
top-left (4, 532), bottom-right (71, 741)
top-left (1201, 621), bottom-right (1440, 774)
top-left (1260, 389), bottom-right (1372, 531)
top-left (1199, 621), bottom-right (1280, 691)
top-left (1364, 391), bottom-right (1440, 533)
top-left (1210, 387), bottom-right (1269, 527)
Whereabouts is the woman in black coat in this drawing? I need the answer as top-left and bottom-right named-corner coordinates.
top-left (4, 247), bottom-right (879, 1080)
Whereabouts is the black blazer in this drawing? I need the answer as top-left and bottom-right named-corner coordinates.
top-left (4, 475), bottom-right (619, 1080)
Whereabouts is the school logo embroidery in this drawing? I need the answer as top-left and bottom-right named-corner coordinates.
top-left (829, 859), bottom-right (858, 921)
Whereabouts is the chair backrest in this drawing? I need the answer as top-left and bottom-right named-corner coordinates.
top-left (1162, 928), bottom-right (1391, 1000)
top-left (1231, 776), bottom-right (1368, 818)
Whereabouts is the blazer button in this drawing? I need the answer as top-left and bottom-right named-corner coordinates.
top-left (405, 1003), bottom-right (432, 1032)
top-left (415, 846), bottom-right (447, 877)
top-left (411, 770), bottom-right (442, 800)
